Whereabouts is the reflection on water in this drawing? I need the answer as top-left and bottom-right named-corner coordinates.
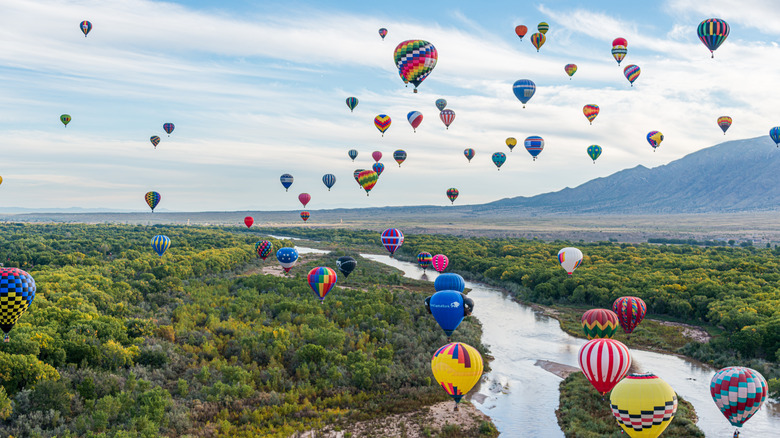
top-left (360, 253), bottom-right (779, 437)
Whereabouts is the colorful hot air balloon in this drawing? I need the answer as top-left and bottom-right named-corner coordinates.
top-left (492, 152), bottom-right (506, 170)
top-left (512, 79), bottom-right (536, 108)
top-left (612, 37), bottom-right (627, 48)
top-left (372, 151), bottom-right (382, 162)
top-left (394, 40), bottom-right (438, 93)
top-left (710, 367), bottom-right (768, 429)
top-left (150, 136), bottom-right (161, 148)
top-left (530, 32), bottom-right (546, 52)
top-left (276, 247), bottom-right (299, 273)
top-left (647, 131), bottom-right (664, 151)
top-left (557, 247), bottom-right (583, 275)
top-left (151, 235), bottom-right (170, 257)
top-left (145, 191), bottom-right (161, 212)
top-left (280, 174), bottom-right (294, 191)
top-left (358, 170), bottom-right (378, 195)
top-left (80, 20), bottom-right (92, 37)
top-left (578, 338), bottom-right (631, 395)
top-left (537, 22), bottom-right (549, 34)
top-left (0, 176), bottom-right (3, 186)
top-left (300, 211), bottom-right (310, 222)
top-left (435, 98), bottom-right (447, 111)
top-left (431, 342), bottom-right (483, 410)
top-left (418, 252), bottom-right (433, 271)
top-left (298, 193), bottom-right (311, 208)
top-left (346, 97), bottom-right (358, 112)
top-left (322, 174), bottom-right (336, 191)
top-left (698, 19), bottom-right (729, 58)
top-left (623, 65), bottom-right (640, 86)
top-left (353, 169), bottom-right (364, 187)
top-left (613, 296), bottom-right (647, 336)
top-left (256, 240), bottom-right (273, 260)
top-left (434, 273), bottom-right (466, 293)
top-left (446, 188), bottom-right (459, 204)
top-left (506, 137), bottom-right (517, 152)
top-left (336, 256), bottom-right (357, 278)
top-left (163, 122), bottom-right (175, 136)
top-left (440, 109), bottom-right (455, 129)
top-left (612, 45), bottom-right (627, 65)
top-left (771, 127), bottom-right (780, 147)
top-left (515, 25), bottom-right (528, 40)
top-left (393, 150), bottom-right (407, 167)
top-left (524, 136), bottom-right (544, 161)
top-left (611, 373), bottom-right (678, 438)
top-left (0, 267), bottom-right (36, 342)
top-left (307, 267), bottom-right (336, 302)
top-left (464, 148), bottom-right (475, 162)
top-left (583, 105), bottom-right (599, 124)
top-left (425, 291), bottom-right (471, 337)
top-left (564, 64), bottom-right (577, 79)
top-left (60, 114), bottom-right (71, 127)
top-left (372, 162), bottom-right (385, 177)
top-left (407, 111), bottom-right (423, 132)
top-left (348, 149), bottom-right (358, 161)
top-left (717, 116), bottom-right (732, 135)
top-left (378, 28), bottom-right (388, 40)
top-left (582, 309), bottom-right (619, 339)
top-left (587, 145), bottom-right (602, 163)
top-left (374, 114), bottom-right (391, 136)
top-left (432, 254), bottom-right (449, 273)
top-left (244, 216), bottom-right (254, 228)
top-left (381, 228), bottom-right (404, 256)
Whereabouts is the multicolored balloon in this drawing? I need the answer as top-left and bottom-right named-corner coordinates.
top-left (372, 151), bottom-right (382, 162)
top-left (557, 247), bottom-right (583, 275)
top-left (346, 97), bottom-right (358, 112)
top-left (524, 136), bottom-right (544, 161)
top-left (60, 114), bottom-right (71, 127)
top-left (530, 32), bottom-right (546, 52)
top-left (336, 256), bottom-right (356, 278)
top-left (512, 79), bottom-right (536, 108)
top-left (434, 273), bottom-right (465, 293)
top-left (647, 131), bottom-right (664, 151)
top-left (446, 188), bottom-right (459, 204)
top-left (537, 22), bottom-right (549, 34)
top-left (492, 152), bottom-right (506, 170)
top-left (623, 65), bottom-right (640, 86)
top-left (611, 374), bottom-right (678, 437)
top-left (348, 149), bottom-right (358, 161)
top-left (353, 169), bottom-right (364, 187)
top-left (506, 137), bottom-right (517, 152)
top-left (163, 122), bottom-right (175, 136)
top-left (611, 45), bottom-right (627, 65)
top-left (440, 109), bottom-right (455, 129)
top-left (587, 145), bottom-right (602, 163)
top-left (710, 366), bottom-right (768, 428)
top-left (307, 267), bottom-right (336, 302)
top-left (771, 127), bottom-right (780, 147)
top-left (464, 148), bottom-right (475, 162)
top-left (393, 150), bottom-right (407, 167)
top-left (564, 64), bottom-right (577, 79)
top-left (435, 98), bottom-right (447, 111)
top-left (717, 116), bottom-right (732, 135)
top-left (298, 193), bottom-right (311, 208)
top-left (378, 28), bottom-right (388, 40)
top-left (276, 247), bottom-right (298, 273)
top-left (256, 240), bottom-right (273, 260)
top-left (280, 173), bottom-right (294, 191)
top-left (578, 338), bottom-right (631, 395)
top-left (698, 19), bottom-right (729, 58)
top-left (425, 291), bottom-right (472, 337)
top-left (432, 254), bottom-right (449, 272)
top-left (372, 162), bottom-right (385, 177)
top-left (244, 216), bottom-right (253, 228)
top-left (0, 267), bottom-right (36, 342)
top-left (515, 25), bottom-right (528, 40)
top-left (582, 309), bottom-right (619, 339)
top-left (358, 170), bottom-right (378, 195)
top-left (322, 174), bottom-right (336, 191)
top-left (381, 228), bottom-right (404, 256)
top-left (300, 211), bottom-right (310, 222)
top-left (150, 136), bottom-right (160, 148)
top-left (145, 191), bottom-right (161, 212)
top-left (374, 114), bottom-right (391, 136)
top-left (612, 37), bottom-right (627, 47)
top-left (583, 105), bottom-right (599, 124)
top-left (80, 20), bottom-right (92, 37)
top-left (612, 296), bottom-right (647, 335)
top-left (151, 235), bottom-right (170, 257)
top-left (394, 40), bottom-right (438, 93)
top-left (418, 252), bottom-right (433, 271)
top-left (431, 342), bottom-right (483, 409)
top-left (407, 111), bottom-right (423, 132)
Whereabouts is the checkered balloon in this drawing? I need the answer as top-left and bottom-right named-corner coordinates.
top-left (0, 267), bottom-right (36, 342)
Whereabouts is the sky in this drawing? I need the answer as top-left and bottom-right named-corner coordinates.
top-left (2, 0), bottom-right (779, 212)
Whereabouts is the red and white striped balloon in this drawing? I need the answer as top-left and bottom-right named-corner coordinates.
top-left (578, 338), bottom-right (631, 394)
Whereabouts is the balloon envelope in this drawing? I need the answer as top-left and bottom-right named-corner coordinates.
top-left (492, 152), bottom-right (506, 169)
top-left (557, 247), bottom-right (583, 274)
top-left (358, 170), bottom-right (377, 194)
top-left (583, 105), bottom-right (599, 124)
top-left (623, 65), bottom-right (640, 86)
top-left (298, 193), bottom-right (311, 208)
top-left (611, 373), bottom-right (677, 438)
top-left (60, 114), bottom-right (71, 126)
top-left (710, 366), bottom-right (768, 428)
top-left (564, 64), bottom-right (577, 78)
top-left (394, 40), bottom-right (438, 92)
top-left (435, 98), bottom-right (447, 111)
top-left (0, 267), bottom-right (36, 341)
top-left (427, 291), bottom-right (466, 336)
top-left (440, 109), bottom-right (455, 129)
top-left (407, 111), bottom-right (423, 132)
top-left (372, 151), bottom-right (383, 162)
top-left (300, 211), bottom-right (310, 222)
top-left (151, 235), bottom-right (170, 257)
top-left (256, 240), bottom-right (273, 260)
top-left (276, 247), bottom-right (299, 272)
top-left (307, 266), bottom-right (337, 301)
top-left (770, 127), bottom-right (780, 146)
top-left (697, 18), bottom-right (729, 57)
top-left (612, 296), bottom-right (647, 334)
top-left (530, 32), bottom-right (546, 51)
top-left (717, 116), bottom-right (732, 134)
top-left (372, 162), bottom-right (385, 177)
top-left (417, 252), bottom-right (433, 270)
top-left (582, 309), bottom-right (619, 339)
top-left (512, 79), bottom-right (536, 106)
top-left (244, 216), bottom-right (253, 228)
top-left (348, 149), bottom-right (358, 161)
top-left (612, 45), bottom-right (627, 65)
top-left (381, 228), bottom-right (404, 256)
top-left (515, 25), bottom-right (528, 39)
top-left (434, 273), bottom-right (465, 293)
top-left (524, 136), bottom-right (544, 160)
top-left (280, 174), bottom-right (294, 191)
top-left (336, 256), bottom-right (357, 278)
top-left (322, 174), bottom-right (336, 190)
top-left (346, 97), bottom-right (358, 112)
top-left (393, 149), bottom-right (407, 167)
top-left (374, 115), bottom-right (391, 136)
top-left (80, 20), bottom-right (92, 37)
top-left (463, 148), bottom-right (475, 162)
top-left (612, 37), bottom-right (627, 47)
top-left (432, 254), bottom-right (449, 272)
top-left (163, 123), bottom-right (175, 135)
top-left (378, 28), bottom-right (387, 39)
top-left (647, 131), bottom-right (664, 150)
top-left (578, 338), bottom-right (631, 394)
top-left (145, 191), bottom-right (161, 212)
top-left (446, 188), bottom-right (459, 204)
top-left (150, 136), bottom-right (161, 148)
top-left (431, 342), bottom-right (483, 405)
top-left (537, 22), bottom-right (549, 34)
top-left (587, 145), bottom-right (602, 163)
top-left (506, 137), bottom-right (517, 151)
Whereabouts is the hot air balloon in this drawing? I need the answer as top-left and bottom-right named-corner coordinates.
top-left (492, 152), bottom-right (506, 170)
top-left (432, 254), bottom-right (449, 273)
top-left (244, 216), bottom-right (254, 228)
top-left (372, 162), bottom-right (385, 177)
top-left (647, 131), bottom-right (664, 151)
top-left (378, 28), bottom-right (388, 40)
top-left (611, 45), bottom-right (627, 65)
top-left (431, 342), bottom-right (483, 410)
top-left (256, 240), bottom-right (273, 260)
top-left (512, 79), bottom-right (536, 108)
top-left (322, 174), bottom-right (336, 191)
top-left (280, 174), bottom-right (294, 191)
top-left (150, 136), bottom-right (160, 148)
top-left (464, 148), bottom-right (475, 162)
top-left (771, 127), bottom-right (780, 147)
top-left (582, 309), bottom-right (619, 339)
top-left (407, 111), bottom-right (423, 132)
top-left (612, 37), bottom-right (627, 47)
top-left (623, 65), bottom-right (640, 86)
top-left (537, 22), bottom-right (549, 34)
top-left (446, 188), bottom-right (459, 204)
top-left (506, 137), bottom-right (517, 152)
top-left (145, 191), bottom-right (161, 212)
top-left (336, 256), bottom-right (357, 278)
top-left (307, 267), bottom-right (336, 302)
top-left (60, 114), bottom-right (71, 127)
top-left (434, 273), bottom-right (466, 293)
top-left (530, 32), bottom-right (546, 52)
top-left (381, 228), bottom-right (403, 256)
top-left (524, 136), bottom-right (544, 161)
top-left (151, 235), bottom-right (170, 257)
top-left (583, 105), bottom-right (599, 124)
top-left (440, 109), bottom-right (455, 129)
top-left (372, 151), bottom-right (382, 162)
top-left (418, 252), bottom-right (433, 271)
top-left (0, 267), bottom-right (36, 342)
top-left (393, 150), bottom-right (407, 167)
top-left (435, 98), bottom-right (447, 111)
top-left (613, 296), bottom-right (647, 336)
top-left (717, 116), bottom-right (732, 134)
top-left (163, 123), bottom-right (175, 136)
top-left (515, 25), bottom-right (528, 40)
top-left (611, 373), bottom-right (678, 438)
top-left (698, 19), bottom-right (729, 58)
top-left (300, 211), bottom-right (310, 222)
top-left (346, 97), bottom-right (358, 112)
top-left (557, 247), bottom-right (583, 275)
top-left (711, 366), bottom-right (768, 430)
top-left (80, 20), bottom-right (92, 37)
top-left (587, 145), bottom-right (602, 163)
top-left (358, 170), bottom-right (378, 195)
top-left (394, 40), bottom-right (438, 93)
top-left (578, 338), bottom-right (631, 395)
top-left (0, 176), bottom-right (3, 186)
top-left (374, 115), bottom-right (391, 136)
top-left (425, 291), bottom-right (473, 337)
top-left (348, 149), bottom-right (358, 161)
top-left (298, 193), bottom-right (311, 208)
top-left (564, 64), bottom-right (577, 79)
top-left (276, 247), bottom-right (299, 273)
top-left (353, 169), bottom-right (364, 187)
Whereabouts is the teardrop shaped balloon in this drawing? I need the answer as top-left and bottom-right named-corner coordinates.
top-left (0, 267), bottom-right (36, 342)
top-left (492, 152), bottom-right (506, 170)
top-left (431, 342), bottom-right (483, 408)
top-left (612, 37), bottom-right (627, 48)
top-left (611, 45), bottom-right (627, 65)
top-left (346, 97), bottom-right (358, 112)
top-left (374, 115), bottom-right (391, 136)
top-left (256, 240), bottom-right (272, 260)
top-left (506, 137), bottom-right (517, 151)
top-left (358, 170), bottom-right (378, 195)
top-left (298, 193), bottom-right (311, 208)
top-left (381, 228), bottom-right (404, 256)
top-left (425, 291), bottom-right (467, 336)
top-left (710, 367), bottom-right (768, 428)
top-left (623, 64), bottom-right (640, 86)
top-left (587, 145), bottom-right (602, 163)
top-left (515, 25), bottom-right (528, 40)
top-left (434, 273), bottom-right (465, 293)
top-left (276, 247), bottom-right (299, 273)
top-left (512, 79), bottom-right (536, 108)
top-left (564, 64), bottom-right (577, 79)
top-left (440, 109), bottom-right (455, 129)
top-left (322, 174), bottom-right (336, 190)
top-left (145, 191), bottom-right (161, 212)
top-left (446, 188), bottom-right (459, 204)
top-left (336, 256), bottom-right (357, 278)
top-left (60, 114), bottom-right (71, 127)
top-left (394, 40), bottom-right (438, 93)
top-left (612, 296), bottom-right (647, 335)
top-left (280, 173), bottom-right (294, 191)
top-left (697, 18), bottom-right (729, 58)
top-left (348, 149), bottom-right (358, 161)
top-left (578, 338), bottom-right (631, 395)
top-left (163, 122), bottom-right (175, 136)
top-left (771, 127), bottom-right (780, 147)
top-left (524, 136), bottom-right (544, 161)
top-left (407, 111), bottom-right (423, 132)
top-left (372, 151), bottom-right (382, 162)
top-left (581, 309), bottom-right (619, 339)
top-left (80, 20), bottom-right (92, 37)
top-left (464, 148), bottom-right (475, 162)
top-left (530, 32), bottom-right (546, 52)
top-left (353, 169), bottom-right (364, 186)
top-left (537, 22), bottom-right (549, 34)
top-left (432, 254), bottom-right (449, 272)
top-left (393, 150), bottom-right (407, 167)
top-left (307, 267), bottom-right (336, 302)
top-left (151, 235), bottom-right (170, 257)
top-left (300, 211), bottom-right (310, 222)
top-left (417, 252), bottom-right (433, 271)
top-left (435, 98), bottom-right (447, 111)
top-left (557, 247), bottom-right (582, 274)
top-left (150, 136), bottom-right (161, 148)
top-left (611, 373), bottom-right (678, 437)
top-left (372, 162), bottom-right (385, 177)
top-left (647, 131), bottom-right (663, 151)
top-left (717, 116), bottom-right (732, 134)
top-left (244, 216), bottom-right (254, 228)
top-left (583, 104), bottom-right (599, 124)
top-left (378, 28), bottom-right (388, 40)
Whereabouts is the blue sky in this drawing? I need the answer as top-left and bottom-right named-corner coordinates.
top-left (2, 0), bottom-right (779, 212)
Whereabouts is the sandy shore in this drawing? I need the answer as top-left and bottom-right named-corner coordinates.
top-left (652, 320), bottom-right (712, 343)
top-left (535, 360), bottom-right (581, 379)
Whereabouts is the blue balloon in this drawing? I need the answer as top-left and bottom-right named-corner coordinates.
top-left (770, 127), bottom-right (780, 147)
top-left (434, 273), bottom-right (465, 293)
top-left (426, 290), bottom-right (465, 336)
top-left (276, 247), bottom-right (299, 272)
top-left (348, 149), bottom-right (358, 161)
top-left (322, 174), bottom-right (336, 191)
top-left (512, 79), bottom-right (536, 107)
top-left (280, 173), bottom-right (294, 191)
top-left (151, 235), bottom-right (170, 257)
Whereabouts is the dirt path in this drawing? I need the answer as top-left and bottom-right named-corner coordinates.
top-left (651, 320), bottom-right (712, 343)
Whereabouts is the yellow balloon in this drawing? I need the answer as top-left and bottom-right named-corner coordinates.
top-left (0, 176), bottom-right (3, 185)
top-left (506, 137), bottom-right (517, 147)
top-left (431, 342), bottom-right (483, 409)
top-left (610, 373), bottom-right (678, 438)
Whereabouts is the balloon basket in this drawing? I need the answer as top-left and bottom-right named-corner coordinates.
top-left (3, 334), bottom-right (8, 343)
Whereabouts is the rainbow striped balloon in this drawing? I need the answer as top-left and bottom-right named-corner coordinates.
top-left (710, 366), bottom-right (768, 427)
top-left (374, 114), bottom-right (391, 136)
top-left (394, 40), bottom-right (438, 93)
top-left (417, 252), bottom-right (433, 271)
top-left (717, 116), bottom-right (732, 134)
top-left (623, 64), bottom-right (640, 86)
top-left (145, 191), bottom-right (161, 212)
top-left (307, 266), bottom-right (337, 301)
top-left (583, 104), bottom-right (599, 124)
top-left (581, 308), bottom-right (619, 339)
top-left (530, 32), bottom-right (546, 52)
top-left (358, 170), bottom-right (378, 195)
top-left (612, 45), bottom-right (627, 65)
top-left (564, 63), bottom-right (577, 79)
